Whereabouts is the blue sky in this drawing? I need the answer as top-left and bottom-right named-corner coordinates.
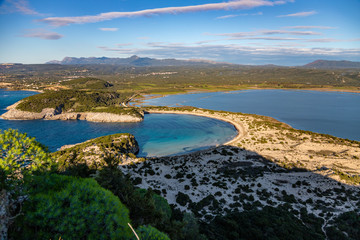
top-left (0, 0), bottom-right (359, 65)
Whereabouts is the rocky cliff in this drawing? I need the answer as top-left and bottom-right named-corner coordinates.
top-left (54, 133), bottom-right (141, 171)
top-left (1, 101), bottom-right (143, 122)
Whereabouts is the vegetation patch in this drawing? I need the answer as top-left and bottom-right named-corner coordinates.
top-left (52, 133), bottom-right (139, 172)
top-left (16, 89), bottom-right (133, 113)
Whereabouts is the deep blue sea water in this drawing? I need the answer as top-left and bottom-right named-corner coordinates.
top-left (142, 89), bottom-right (360, 141)
top-left (0, 89), bottom-right (237, 157)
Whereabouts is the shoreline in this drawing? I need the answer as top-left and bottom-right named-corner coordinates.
top-left (0, 86), bottom-right (43, 93)
top-left (133, 87), bottom-right (360, 106)
top-left (146, 110), bottom-right (246, 145)
top-left (0, 100), bottom-right (143, 123)
top-left (144, 107), bottom-right (360, 184)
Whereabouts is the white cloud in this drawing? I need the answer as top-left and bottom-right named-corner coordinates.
top-left (306, 38), bottom-right (360, 43)
top-left (116, 43), bottom-right (133, 47)
top-left (99, 28), bottom-right (119, 31)
top-left (38, 0), bottom-right (286, 26)
top-left (216, 11), bottom-right (263, 19)
top-left (96, 40), bottom-right (360, 65)
top-left (239, 11), bottom-right (263, 16)
top-left (21, 29), bottom-right (63, 40)
top-left (0, 0), bottom-right (40, 15)
top-left (283, 26), bottom-right (336, 30)
top-left (278, 10), bottom-right (317, 17)
top-left (231, 36), bottom-right (301, 40)
top-left (212, 29), bottom-right (321, 38)
top-left (98, 42), bottom-right (360, 61)
top-left (216, 14), bottom-right (239, 19)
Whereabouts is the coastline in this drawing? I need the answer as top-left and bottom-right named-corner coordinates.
top-left (0, 100), bottom-right (143, 123)
top-left (133, 87), bottom-right (360, 106)
top-left (2, 89), bottom-right (359, 184)
top-left (121, 109), bottom-right (360, 224)
top-left (144, 107), bottom-right (360, 184)
top-left (0, 86), bottom-right (43, 93)
top-left (146, 109), bottom-right (246, 145)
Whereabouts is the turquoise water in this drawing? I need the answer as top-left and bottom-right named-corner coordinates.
top-left (0, 89), bottom-right (237, 157)
top-left (142, 89), bottom-right (360, 141)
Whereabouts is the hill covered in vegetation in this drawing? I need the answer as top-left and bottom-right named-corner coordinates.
top-left (60, 77), bottom-right (114, 90)
top-left (16, 89), bottom-right (129, 113)
top-left (2, 64), bottom-right (360, 94)
top-left (303, 60), bottom-right (360, 69)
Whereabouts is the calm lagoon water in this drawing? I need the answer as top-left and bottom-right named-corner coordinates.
top-left (142, 89), bottom-right (360, 141)
top-left (0, 89), bottom-right (237, 157)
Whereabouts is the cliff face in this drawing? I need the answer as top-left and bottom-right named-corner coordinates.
top-left (1, 101), bottom-right (143, 122)
top-left (54, 133), bottom-right (140, 171)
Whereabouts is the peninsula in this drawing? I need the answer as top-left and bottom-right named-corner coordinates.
top-left (0, 82), bottom-right (144, 122)
top-left (1, 100), bottom-right (143, 122)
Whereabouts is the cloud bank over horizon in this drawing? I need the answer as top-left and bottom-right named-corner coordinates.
top-left (97, 41), bottom-right (360, 65)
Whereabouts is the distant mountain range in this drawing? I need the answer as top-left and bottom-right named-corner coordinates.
top-left (46, 55), bottom-right (228, 66)
top-left (302, 60), bottom-right (360, 69)
top-left (45, 56), bottom-right (360, 69)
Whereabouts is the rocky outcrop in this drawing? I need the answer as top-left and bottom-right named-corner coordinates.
top-left (1, 101), bottom-right (143, 122)
top-left (48, 112), bottom-right (143, 122)
top-left (1, 106), bottom-right (57, 120)
top-left (54, 133), bottom-right (141, 171)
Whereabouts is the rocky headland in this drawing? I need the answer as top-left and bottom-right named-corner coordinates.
top-left (1, 100), bottom-right (143, 122)
top-left (53, 133), bottom-right (140, 171)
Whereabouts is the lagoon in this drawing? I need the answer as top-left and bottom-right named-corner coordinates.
top-left (141, 89), bottom-right (360, 141)
top-left (0, 89), bottom-right (237, 157)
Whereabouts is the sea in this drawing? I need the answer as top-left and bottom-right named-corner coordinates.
top-left (141, 89), bottom-right (360, 141)
top-left (0, 89), bottom-right (237, 157)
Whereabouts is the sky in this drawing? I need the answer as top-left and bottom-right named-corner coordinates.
top-left (0, 0), bottom-right (359, 65)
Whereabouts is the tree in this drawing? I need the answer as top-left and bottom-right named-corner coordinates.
top-left (137, 225), bottom-right (171, 240)
top-left (95, 167), bottom-right (166, 227)
top-left (11, 174), bottom-right (133, 240)
top-left (95, 166), bottom-right (185, 239)
top-left (0, 129), bottom-right (53, 240)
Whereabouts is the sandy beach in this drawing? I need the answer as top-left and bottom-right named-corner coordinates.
top-left (145, 107), bottom-right (360, 182)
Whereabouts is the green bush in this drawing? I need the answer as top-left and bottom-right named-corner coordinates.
top-left (95, 167), bottom-right (185, 239)
top-left (137, 225), bottom-right (171, 240)
top-left (326, 211), bottom-right (360, 240)
top-left (0, 129), bottom-right (54, 240)
top-left (16, 90), bottom-right (132, 113)
top-left (96, 168), bottom-right (169, 227)
top-left (0, 129), bottom-right (53, 185)
top-left (201, 206), bottom-right (324, 240)
top-left (176, 192), bottom-right (191, 207)
top-left (61, 77), bottom-right (113, 89)
top-left (136, 188), bottom-right (172, 222)
top-left (12, 174), bottom-right (132, 240)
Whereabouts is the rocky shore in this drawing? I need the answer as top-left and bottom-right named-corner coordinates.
top-left (1, 100), bottom-right (143, 123)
